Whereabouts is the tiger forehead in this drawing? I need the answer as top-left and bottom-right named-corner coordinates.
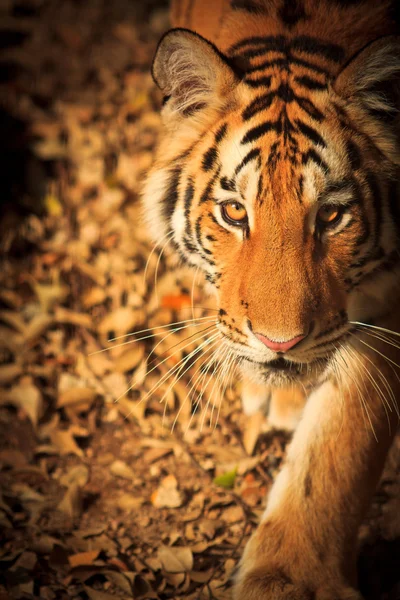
top-left (196, 82), bottom-right (332, 198)
top-left (196, 113), bottom-right (331, 207)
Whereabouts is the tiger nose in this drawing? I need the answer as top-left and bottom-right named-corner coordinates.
top-left (254, 332), bottom-right (306, 353)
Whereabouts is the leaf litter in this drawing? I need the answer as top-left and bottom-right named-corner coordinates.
top-left (0, 0), bottom-right (399, 598)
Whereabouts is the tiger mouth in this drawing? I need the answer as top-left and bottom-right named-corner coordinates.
top-left (242, 355), bottom-right (330, 377)
top-left (268, 357), bottom-right (300, 372)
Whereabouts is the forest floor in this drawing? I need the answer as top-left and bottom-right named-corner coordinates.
top-left (0, 1), bottom-right (399, 599)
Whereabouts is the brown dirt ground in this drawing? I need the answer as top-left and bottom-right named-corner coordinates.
top-left (0, 1), bottom-right (399, 599)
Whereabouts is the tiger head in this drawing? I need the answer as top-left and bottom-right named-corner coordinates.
top-left (143, 27), bottom-right (400, 387)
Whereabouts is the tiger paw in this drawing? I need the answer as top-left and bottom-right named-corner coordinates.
top-left (232, 568), bottom-right (363, 600)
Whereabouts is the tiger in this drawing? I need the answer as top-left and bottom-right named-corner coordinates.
top-left (142, 0), bottom-right (400, 598)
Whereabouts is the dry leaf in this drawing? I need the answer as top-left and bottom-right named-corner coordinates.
top-left (50, 426), bottom-right (88, 457)
top-left (59, 464), bottom-right (89, 488)
top-left (68, 550), bottom-right (100, 568)
top-left (0, 364), bottom-right (23, 385)
top-left (58, 387), bottom-right (97, 409)
top-left (243, 412), bottom-right (264, 456)
top-left (98, 307), bottom-right (143, 337)
top-left (151, 474), bottom-right (183, 509)
top-left (117, 493), bottom-right (144, 512)
top-left (57, 482), bottom-right (82, 519)
top-left (114, 345), bottom-right (145, 372)
top-left (0, 449), bottom-right (27, 469)
top-left (2, 380), bottom-right (43, 428)
top-left (110, 460), bottom-right (135, 480)
top-left (158, 545), bottom-right (193, 573)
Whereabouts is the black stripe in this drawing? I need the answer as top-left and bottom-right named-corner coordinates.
top-left (301, 149), bottom-right (329, 173)
top-left (257, 174), bottom-right (264, 204)
top-left (199, 166), bottom-right (222, 204)
top-left (365, 172), bottom-right (382, 247)
top-left (352, 179), bottom-right (370, 248)
top-left (241, 120), bottom-right (281, 144)
top-left (296, 119), bottom-right (326, 148)
top-left (162, 168), bottom-right (181, 224)
top-left (242, 93), bottom-right (274, 121)
top-left (220, 176), bottom-right (236, 192)
top-left (291, 36), bottom-right (345, 63)
top-left (207, 210), bottom-right (230, 232)
top-left (294, 75), bottom-right (327, 91)
top-left (296, 97), bottom-right (324, 122)
top-left (202, 146), bottom-right (218, 171)
top-left (230, 35), bottom-right (287, 55)
top-left (246, 57), bottom-right (289, 73)
top-left (244, 76), bottom-right (272, 88)
top-left (183, 178), bottom-right (195, 242)
top-left (195, 216), bottom-right (216, 263)
top-left (235, 148), bottom-right (261, 175)
top-left (231, 0), bottom-right (267, 13)
top-left (278, 0), bottom-right (308, 27)
top-left (215, 123), bottom-right (228, 143)
top-left (290, 56), bottom-right (330, 76)
top-left (346, 139), bottom-right (362, 170)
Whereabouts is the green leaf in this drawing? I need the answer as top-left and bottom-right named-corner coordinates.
top-left (213, 467), bottom-right (237, 490)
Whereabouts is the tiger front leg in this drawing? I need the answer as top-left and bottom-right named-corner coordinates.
top-left (234, 368), bottom-right (398, 600)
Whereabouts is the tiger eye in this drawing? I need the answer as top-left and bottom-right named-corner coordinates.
top-left (316, 205), bottom-right (341, 225)
top-left (221, 201), bottom-right (248, 225)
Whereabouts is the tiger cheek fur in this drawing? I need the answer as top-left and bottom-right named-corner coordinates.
top-left (143, 1), bottom-right (400, 598)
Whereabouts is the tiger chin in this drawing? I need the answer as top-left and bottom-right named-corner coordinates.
top-left (143, 0), bottom-right (400, 598)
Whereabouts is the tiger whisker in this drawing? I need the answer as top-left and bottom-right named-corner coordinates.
top-left (354, 325), bottom-right (400, 352)
top-left (200, 344), bottom-right (231, 432)
top-left (212, 349), bottom-right (237, 431)
top-left (154, 233), bottom-right (176, 307)
top-left (185, 343), bottom-right (229, 434)
top-left (89, 318), bottom-right (217, 356)
top-left (147, 329), bottom-right (221, 399)
top-left (211, 347), bottom-right (236, 429)
top-left (124, 331), bottom-right (222, 419)
top-left (345, 343), bottom-right (391, 434)
top-left (116, 326), bottom-right (218, 403)
top-left (137, 329), bottom-right (221, 406)
top-left (350, 332), bottom-right (400, 370)
top-left (332, 345), bottom-right (346, 441)
top-left (170, 338), bottom-right (224, 433)
top-left (336, 344), bottom-right (378, 440)
top-left (108, 314), bottom-right (217, 342)
top-left (350, 331), bottom-right (400, 420)
top-left (143, 230), bottom-right (174, 289)
top-left (350, 321), bottom-right (400, 340)
top-left (159, 333), bottom-right (223, 426)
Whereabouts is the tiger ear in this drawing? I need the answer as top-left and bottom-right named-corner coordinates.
top-left (333, 35), bottom-right (400, 116)
top-left (152, 28), bottom-right (238, 116)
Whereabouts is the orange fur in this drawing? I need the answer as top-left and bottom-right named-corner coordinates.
top-left (144, 1), bottom-right (400, 597)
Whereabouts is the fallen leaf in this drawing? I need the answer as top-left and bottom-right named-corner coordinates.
top-left (117, 493), bottom-right (144, 511)
top-left (68, 550), bottom-right (100, 568)
top-left (98, 307), bottom-right (143, 337)
top-left (213, 467), bottom-right (237, 490)
top-left (50, 425), bottom-right (89, 457)
top-left (1, 380), bottom-right (43, 428)
top-left (57, 482), bottom-right (82, 519)
top-left (110, 460), bottom-right (135, 480)
top-left (0, 449), bottom-right (27, 469)
top-left (151, 474), bottom-right (183, 509)
top-left (59, 464), bottom-right (89, 488)
top-left (158, 545), bottom-right (193, 573)
top-left (58, 387), bottom-right (97, 409)
top-left (0, 364), bottom-right (23, 385)
top-left (243, 412), bottom-right (264, 456)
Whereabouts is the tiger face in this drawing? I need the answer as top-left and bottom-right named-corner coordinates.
top-left (144, 28), bottom-right (400, 387)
